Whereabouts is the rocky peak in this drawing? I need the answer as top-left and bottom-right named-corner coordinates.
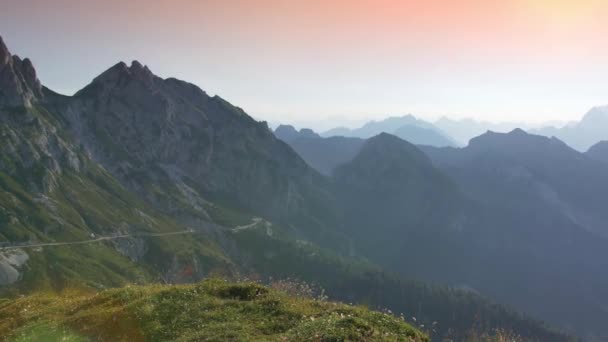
top-left (580, 105), bottom-right (608, 127)
top-left (274, 125), bottom-right (320, 142)
top-left (336, 133), bottom-right (432, 179)
top-left (0, 36), bottom-right (43, 108)
top-left (298, 128), bottom-right (320, 139)
top-left (362, 133), bottom-right (428, 162)
top-left (274, 125), bottom-right (300, 142)
top-left (0, 36), bottom-right (10, 66)
top-left (12, 56), bottom-right (43, 98)
top-left (129, 60), bottom-right (154, 81)
top-left (76, 60), bottom-right (158, 97)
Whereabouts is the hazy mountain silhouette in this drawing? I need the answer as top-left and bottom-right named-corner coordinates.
top-left (532, 105), bottom-right (608, 151)
top-left (434, 117), bottom-right (535, 146)
top-left (337, 131), bottom-right (608, 338)
top-left (423, 129), bottom-right (608, 238)
top-left (273, 124), bottom-right (321, 142)
top-left (322, 115), bottom-right (458, 147)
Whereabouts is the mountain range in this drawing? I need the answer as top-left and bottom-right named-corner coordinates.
top-left (433, 117), bottom-right (536, 146)
top-left (321, 115), bottom-right (458, 147)
top-left (331, 129), bottom-right (608, 340)
top-left (276, 119), bottom-right (608, 339)
top-left (419, 130), bottom-right (608, 338)
top-left (531, 106), bottom-right (608, 151)
top-left (0, 35), bottom-right (597, 340)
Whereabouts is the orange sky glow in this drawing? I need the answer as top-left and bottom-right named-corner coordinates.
top-left (1, 0), bottom-right (608, 127)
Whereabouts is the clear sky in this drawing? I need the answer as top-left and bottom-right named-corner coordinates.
top-left (1, 0), bottom-right (607, 129)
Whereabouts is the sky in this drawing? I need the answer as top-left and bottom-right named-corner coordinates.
top-left (1, 0), bottom-right (607, 130)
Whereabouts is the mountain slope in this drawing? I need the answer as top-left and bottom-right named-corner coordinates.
top-left (392, 124), bottom-right (456, 147)
top-left (332, 133), bottom-right (469, 271)
top-left (50, 60), bottom-right (344, 248)
top-left (420, 130), bottom-right (608, 339)
top-left (285, 136), bottom-right (365, 176)
top-left (0, 36), bottom-right (43, 108)
top-left (586, 141), bottom-right (608, 163)
top-left (427, 129), bottom-right (608, 237)
top-left (230, 221), bottom-right (572, 342)
top-left (0, 102), bottom-right (232, 292)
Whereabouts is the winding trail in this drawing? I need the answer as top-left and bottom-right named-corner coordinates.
top-left (0, 230), bottom-right (194, 252)
top-left (1, 217), bottom-right (269, 252)
top-left (232, 217), bottom-right (263, 232)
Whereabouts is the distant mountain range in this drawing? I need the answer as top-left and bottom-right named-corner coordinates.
top-left (321, 115), bottom-right (458, 147)
top-left (275, 118), bottom-right (608, 338)
top-left (531, 106), bottom-right (608, 151)
top-left (285, 105), bottom-right (608, 153)
top-left (273, 125), bottom-right (364, 175)
top-left (433, 117), bottom-right (535, 146)
top-left (335, 130), bottom-right (608, 339)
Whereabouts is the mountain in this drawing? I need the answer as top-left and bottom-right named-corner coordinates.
top-left (322, 126), bottom-right (351, 137)
top-left (434, 117), bottom-right (534, 146)
top-left (419, 129), bottom-right (608, 339)
top-left (232, 224), bottom-right (571, 342)
top-left (0, 36), bottom-right (570, 340)
top-left (276, 120), bottom-right (454, 175)
top-left (321, 115), bottom-right (458, 147)
top-left (64, 61), bottom-right (344, 246)
top-left (288, 136), bottom-right (364, 176)
top-left (532, 106), bottom-right (608, 151)
top-left (332, 133), bottom-right (469, 269)
top-left (0, 36), bottom-right (44, 108)
top-left (0, 37), bottom-right (341, 291)
top-left (587, 141), bottom-right (608, 163)
top-left (393, 124), bottom-right (456, 147)
top-left (273, 126), bottom-right (365, 175)
top-left (273, 124), bottom-right (320, 142)
top-left (425, 129), bottom-right (608, 238)
top-left (0, 42), bottom-right (236, 290)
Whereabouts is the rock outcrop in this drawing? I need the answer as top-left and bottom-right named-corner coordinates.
top-left (0, 36), bottom-right (43, 108)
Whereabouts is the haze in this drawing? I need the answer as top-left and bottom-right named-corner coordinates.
top-left (1, 0), bottom-right (607, 129)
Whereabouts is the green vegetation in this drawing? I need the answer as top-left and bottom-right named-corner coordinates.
top-left (0, 62), bottom-right (578, 340)
top-left (230, 227), bottom-right (574, 342)
top-left (0, 279), bottom-right (427, 342)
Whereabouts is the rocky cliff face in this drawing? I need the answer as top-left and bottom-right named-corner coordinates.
top-left (0, 38), bottom-right (79, 194)
top-left (56, 61), bottom-right (338, 240)
top-left (0, 37), bottom-right (43, 108)
top-left (0, 35), bottom-right (341, 252)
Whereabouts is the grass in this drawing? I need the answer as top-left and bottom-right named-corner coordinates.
top-left (0, 158), bottom-right (233, 295)
top-left (0, 279), bottom-right (428, 342)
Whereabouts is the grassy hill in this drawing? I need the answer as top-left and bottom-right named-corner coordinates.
top-left (0, 279), bottom-right (427, 342)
